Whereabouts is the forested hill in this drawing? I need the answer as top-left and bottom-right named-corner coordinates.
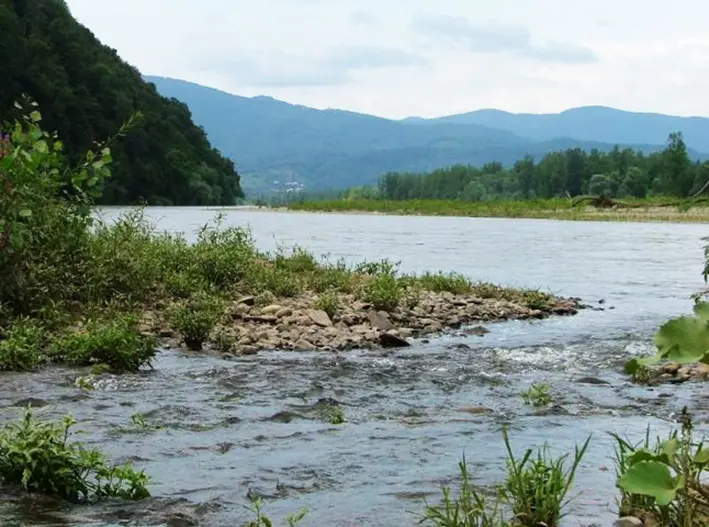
top-left (0, 0), bottom-right (242, 205)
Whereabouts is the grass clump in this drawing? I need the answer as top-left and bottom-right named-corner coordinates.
top-left (314, 290), bottom-right (341, 320)
top-left (500, 428), bottom-right (590, 526)
top-left (422, 427), bottom-right (590, 527)
top-left (421, 456), bottom-right (509, 526)
top-left (0, 408), bottom-right (150, 502)
top-left (50, 314), bottom-right (157, 373)
top-left (168, 293), bottom-right (224, 351)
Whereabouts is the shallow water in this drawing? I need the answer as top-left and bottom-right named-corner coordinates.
top-left (2, 209), bottom-right (708, 526)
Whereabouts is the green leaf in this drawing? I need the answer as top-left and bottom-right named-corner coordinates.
top-left (33, 140), bottom-right (48, 153)
top-left (694, 448), bottom-right (709, 465)
top-left (18, 209), bottom-right (32, 218)
top-left (29, 110), bottom-right (41, 123)
top-left (654, 316), bottom-right (709, 363)
top-left (619, 460), bottom-right (683, 506)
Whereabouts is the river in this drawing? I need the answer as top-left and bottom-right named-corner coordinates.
top-left (1, 208), bottom-right (707, 526)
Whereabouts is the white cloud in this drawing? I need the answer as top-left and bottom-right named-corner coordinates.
top-left (64, 0), bottom-right (709, 118)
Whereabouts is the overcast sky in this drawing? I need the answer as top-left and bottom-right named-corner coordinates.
top-left (65, 0), bottom-right (709, 119)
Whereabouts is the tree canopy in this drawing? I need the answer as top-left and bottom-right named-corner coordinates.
top-left (373, 133), bottom-right (706, 202)
top-left (0, 0), bottom-right (242, 205)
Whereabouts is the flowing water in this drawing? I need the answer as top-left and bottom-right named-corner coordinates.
top-left (2, 208), bottom-right (709, 527)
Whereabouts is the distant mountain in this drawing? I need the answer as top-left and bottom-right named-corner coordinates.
top-left (146, 76), bottom-right (709, 195)
top-left (407, 106), bottom-right (709, 153)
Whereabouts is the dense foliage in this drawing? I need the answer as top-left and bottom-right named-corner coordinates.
top-left (374, 133), bottom-right (705, 201)
top-left (0, 408), bottom-right (150, 502)
top-left (0, 0), bottom-right (242, 205)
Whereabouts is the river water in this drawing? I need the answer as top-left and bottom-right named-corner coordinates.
top-left (1, 208), bottom-right (708, 527)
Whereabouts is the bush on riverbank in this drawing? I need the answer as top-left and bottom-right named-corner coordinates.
top-left (0, 408), bottom-right (150, 502)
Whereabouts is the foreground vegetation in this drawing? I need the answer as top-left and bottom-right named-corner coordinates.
top-left (288, 196), bottom-right (709, 223)
top-left (0, 1), bottom-right (242, 205)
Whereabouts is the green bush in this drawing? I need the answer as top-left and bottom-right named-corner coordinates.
top-left (0, 317), bottom-right (46, 372)
top-left (363, 272), bottom-right (402, 312)
top-left (0, 408), bottom-right (150, 502)
top-left (50, 314), bottom-right (157, 372)
top-left (168, 293), bottom-right (224, 350)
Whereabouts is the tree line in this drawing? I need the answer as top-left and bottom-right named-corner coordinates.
top-left (372, 132), bottom-right (705, 202)
top-left (0, 0), bottom-right (243, 206)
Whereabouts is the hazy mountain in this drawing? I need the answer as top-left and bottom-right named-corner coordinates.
top-left (146, 76), bottom-right (708, 195)
top-left (407, 106), bottom-right (709, 153)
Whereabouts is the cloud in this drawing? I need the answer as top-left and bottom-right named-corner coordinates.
top-left (523, 42), bottom-right (598, 64)
top-left (411, 13), bottom-right (597, 64)
top-left (348, 10), bottom-right (378, 28)
top-left (325, 46), bottom-right (427, 69)
top-left (190, 47), bottom-right (428, 88)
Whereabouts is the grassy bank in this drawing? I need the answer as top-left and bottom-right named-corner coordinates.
top-left (287, 197), bottom-right (709, 223)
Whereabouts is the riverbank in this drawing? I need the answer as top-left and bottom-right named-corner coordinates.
top-left (1, 209), bottom-right (582, 372)
top-left (286, 198), bottom-right (709, 223)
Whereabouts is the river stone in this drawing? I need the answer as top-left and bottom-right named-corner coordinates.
top-left (307, 309), bottom-right (332, 327)
top-left (574, 376), bottom-right (611, 385)
top-left (294, 338), bottom-right (315, 350)
top-left (614, 518), bottom-right (643, 527)
top-left (465, 325), bottom-right (489, 336)
top-left (275, 307), bottom-right (293, 318)
top-left (459, 406), bottom-right (490, 415)
top-left (353, 301), bottom-right (372, 311)
top-left (237, 295), bottom-right (255, 306)
top-left (261, 304), bottom-right (282, 315)
top-left (368, 310), bottom-right (394, 331)
top-left (380, 332), bottom-right (410, 348)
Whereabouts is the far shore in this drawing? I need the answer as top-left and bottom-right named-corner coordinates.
top-left (281, 199), bottom-right (709, 224)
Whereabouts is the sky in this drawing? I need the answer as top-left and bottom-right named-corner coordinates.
top-left (65, 0), bottom-right (709, 119)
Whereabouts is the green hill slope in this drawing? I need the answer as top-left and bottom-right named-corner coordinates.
top-left (0, 0), bottom-right (242, 205)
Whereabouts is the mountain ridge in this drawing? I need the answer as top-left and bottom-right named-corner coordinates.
top-left (145, 76), bottom-right (709, 195)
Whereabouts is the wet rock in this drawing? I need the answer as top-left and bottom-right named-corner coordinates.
top-left (614, 518), bottom-right (643, 527)
top-left (380, 332), bottom-right (411, 348)
top-left (534, 404), bottom-right (570, 416)
top-left (574, 376), bottom-right (611, 385)
top-left (368, 310), bottom-right (394, 331)
top-left (465, 325), bottom-right (489, 336)
top-left (12, 397), bottom-right (48, 407)
top-left (659, 362), bottom-right (681, 374)
top-left (307, 309), bottom-right (332, 327)
top-left (240, 346), bottom-right (259, 355)
top-left (260, 304), bottom-right (282, 315)
top-left (159, 328), bottom-right (174, 338)
top-left (459, 406), bottom-right (490, 415)
top-left (237, 295), bottom-right (255, 306)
